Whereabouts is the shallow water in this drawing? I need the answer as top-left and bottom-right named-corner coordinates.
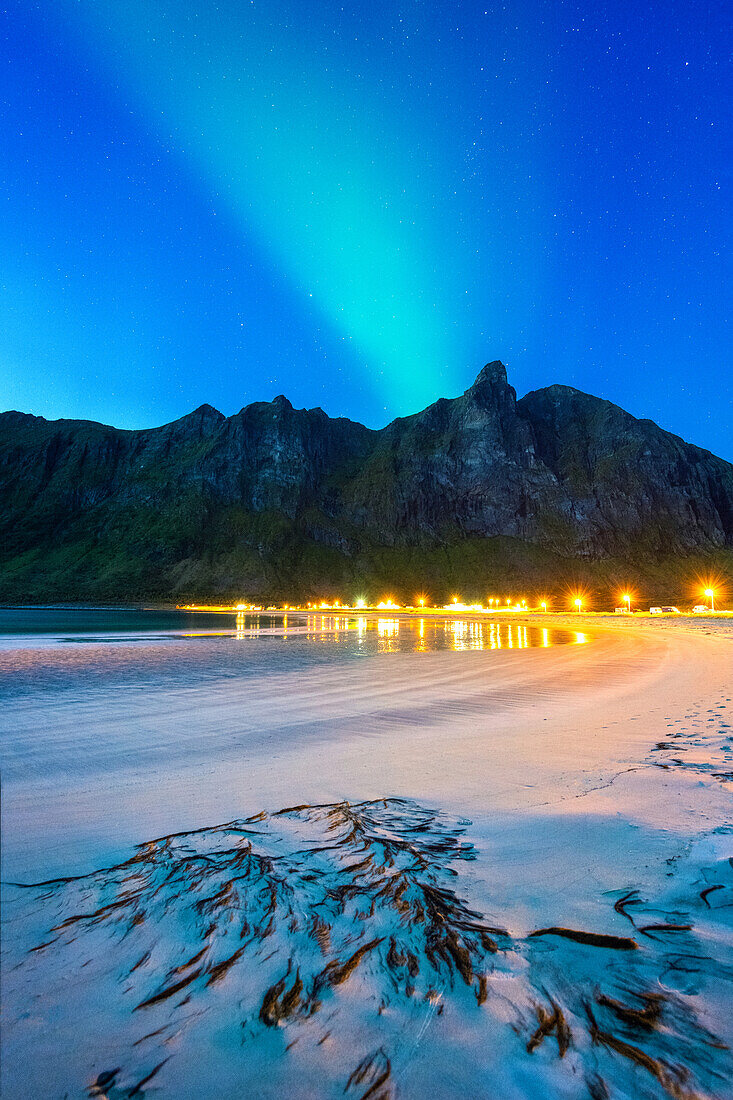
top-left (2, 610), bottom-right (732, 1099)
top-left (0, 605), bottom-right (581, 648)
top-left (1, 610), bottom-right (582, 872)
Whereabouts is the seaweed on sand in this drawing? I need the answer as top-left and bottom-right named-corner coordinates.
top-left (585, 1000), bottom-right (704, 1100)
top-left (8, 799), bottom-right (507, 1096)
top-left (5, 798), bottom-right (732, 1099)
top-left (527, 927), bottom-right (638, 950)
top-left (526, 996), bottom-right (571, 1057)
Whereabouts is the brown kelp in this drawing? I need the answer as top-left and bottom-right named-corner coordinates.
top-left (3, 798), bottom-right (732, 1099)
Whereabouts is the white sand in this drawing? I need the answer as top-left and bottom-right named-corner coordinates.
top-left (2, 614), bottom-right (733, 1099)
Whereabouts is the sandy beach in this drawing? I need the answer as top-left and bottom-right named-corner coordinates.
top-left (2, 612), bottom-right (733, 1098)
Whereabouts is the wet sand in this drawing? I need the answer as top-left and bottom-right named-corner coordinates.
top-left (3, 615), bottom-right (729, 877)
top-left (2, 614), bottom-right (733, 1098)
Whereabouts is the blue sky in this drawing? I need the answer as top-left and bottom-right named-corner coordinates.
top-left (1, 0), bottom-right (730, 456)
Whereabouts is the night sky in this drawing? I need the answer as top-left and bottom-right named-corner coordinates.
top-left (2, 1), bottom-right (730, 457)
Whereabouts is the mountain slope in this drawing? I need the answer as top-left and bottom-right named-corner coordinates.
top-left (517, 384), bottom-right (733, 555)
top-left (1, 362), bottom-right (731, 603)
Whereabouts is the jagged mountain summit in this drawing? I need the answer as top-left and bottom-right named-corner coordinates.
top-left (1, 362), bottom-right (732, 602)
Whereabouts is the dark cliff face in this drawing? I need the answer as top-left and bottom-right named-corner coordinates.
top-left (517, 385), bottom-right (733, 554)
top-left (0, 398), bottom-right (373, 532)
top-left (341, 362), bottom-right (562, 542)
top-left (1, 362), bottom-right (732, 601)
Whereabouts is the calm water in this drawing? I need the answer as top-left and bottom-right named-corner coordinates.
top-left (0, 608), bottom-right (585, 710)
top-left (0, 605), bottom-right (583, 651)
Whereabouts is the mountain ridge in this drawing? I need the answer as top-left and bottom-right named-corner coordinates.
top-left (0, 362), bottom-right (724, 463)
top-left (2, 361), bottom-right (732, 603)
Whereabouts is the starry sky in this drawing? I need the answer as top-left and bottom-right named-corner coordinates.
top-left (2, 0), bottom-right (730, 456)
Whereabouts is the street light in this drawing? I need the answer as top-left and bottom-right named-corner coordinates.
top-left (623, 592), bottom-right (631, 613)
top-left (574, 597), bottom-right (582, 612)
top-left (541, 601), bottom-right (547, 612)
top-left (705, 588), bottom-right (716, 612)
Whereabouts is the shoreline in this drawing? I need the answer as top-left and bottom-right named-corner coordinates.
top-left (3, 610), bottom-right (733, 1097)
top-left (2, 612), bottom-right (731, 877)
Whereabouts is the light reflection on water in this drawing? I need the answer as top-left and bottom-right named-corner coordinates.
top-left (299, 613), bottom-right (586, 654)
top-left (0, 610), bottom-right (586, 705)
top-left (221, 612), bottom-right (583, 653)
top-left (0, 607), bottom-right (587, 656)
top-left (0, 609), bottom-right (591, 861)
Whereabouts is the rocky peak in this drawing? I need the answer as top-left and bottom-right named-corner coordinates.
top-left (271, 395), bottom-right (293, 412)
top-left (464, 360), bottom-right (516, 412)
top-left (471, 360), bottom-right (508, 387)
top-left (168, 403), bottom-right (224, 428)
